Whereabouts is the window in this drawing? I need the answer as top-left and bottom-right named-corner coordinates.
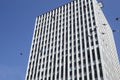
top-left (84, 76), bottom-right (87, 80)
top-left (87, 50), bottom-right (91, 64)
top-left (70, 71), bottom-right (72, 75)
top-left (99, 63), bottom-right (103, 77)
top-left (92, 49), bottom-right (96, 61)
top-left (61, 66), bottom-right (63, 78)
top-left (97, 47), bottom-right (101, 60)
top-left (57, 73), bottom-right (59, 79)
top-left (89, 73), bottom-right (92, 80)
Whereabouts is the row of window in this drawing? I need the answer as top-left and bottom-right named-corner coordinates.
top-left (36, 0), bottom-right (94, 22)
top-left (27, 63), bottom-right (103, 80)
top-left (34, 0), bottom-right (95, 39)
top-left (28, 45), bottom-right (101, 79)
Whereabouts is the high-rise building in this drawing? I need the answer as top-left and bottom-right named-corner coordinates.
top-left (25, 0), bottom-right (120, 80)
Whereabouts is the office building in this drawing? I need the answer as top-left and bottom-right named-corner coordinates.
top-left (25, 0), bottom-right (120, 80)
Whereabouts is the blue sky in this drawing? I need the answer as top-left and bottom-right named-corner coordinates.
top-left (0, 0), bottom-right (120, 80)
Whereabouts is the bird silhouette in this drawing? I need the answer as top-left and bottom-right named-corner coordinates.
top-left (101, 32), bottom-right (105, 35)
top-left (20, 53), bottom-right (23, 56)
top-left (115, 17), bottom-right (119, 21)
top-left (113, 30), bottom-right (120, 32)
top-left (102, 23), bottom-right (107, 26)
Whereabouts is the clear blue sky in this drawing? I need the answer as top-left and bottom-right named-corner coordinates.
top-left (0, 0), bottom-right (120, 80)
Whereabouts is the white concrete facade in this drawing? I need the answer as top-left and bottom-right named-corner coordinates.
top-left (25, 0), bottom-right (120, 80)
top-left (93, 0), bottom-right (120, 80)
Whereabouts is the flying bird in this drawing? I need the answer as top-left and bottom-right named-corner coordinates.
top-left (102, 23), bottom-right (107, 26)
top-left (101, 32), bottom-right (105, 35)
top-left (115, 17), bottom-right (119, 21)
top-left (112, 30), bottom-right (120, 32)
top-left (20, 53), bottom-right (23, 56)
